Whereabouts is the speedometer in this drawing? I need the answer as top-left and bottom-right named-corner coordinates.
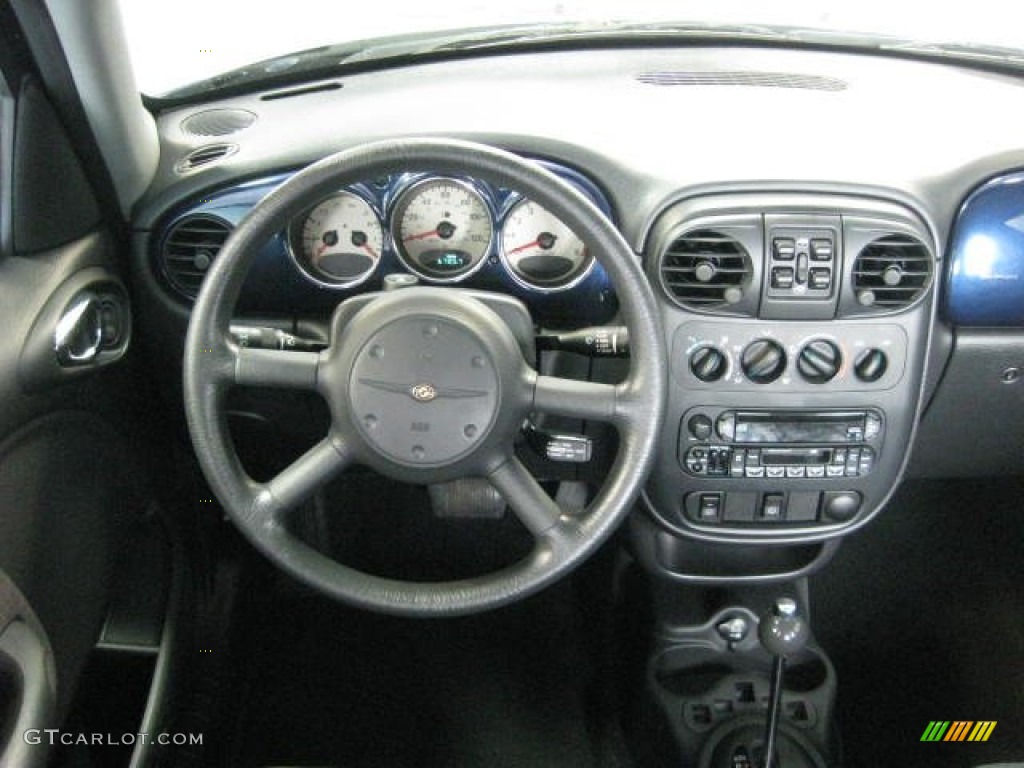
top-left (500, 199), bottom-right (593, 291)
top-left (289, 191), bottom-right (383, 288)
top-left (392, 178), bottom-right (493, 281)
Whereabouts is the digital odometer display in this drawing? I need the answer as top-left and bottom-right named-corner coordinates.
top-left (392, 178), bottom-right (493, 281)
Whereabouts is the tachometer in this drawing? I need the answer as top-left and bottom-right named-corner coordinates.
top-left (289, 191), bottom-right (383, 288)
top-left (392, 178), bottom-right (493, 281)
top-left (500, 198), bottom-right (593, 291)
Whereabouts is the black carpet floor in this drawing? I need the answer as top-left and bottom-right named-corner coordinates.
top-left (811, 477), bottom-right (1024, 768)
top-left (226, 580), bottom-right (601, 768)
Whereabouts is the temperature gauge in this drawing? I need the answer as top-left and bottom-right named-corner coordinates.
top-left (288, 191), bottom-right (383, 288)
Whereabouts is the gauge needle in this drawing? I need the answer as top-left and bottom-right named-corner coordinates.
top-left (403, 229), bottom-right (439, 242)
top-left (506, 240), bottom-right (540, 255)
top-left (362, 244), bottom-right (379, 258)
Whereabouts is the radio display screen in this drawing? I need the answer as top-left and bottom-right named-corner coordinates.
top-left (733, 412), bottom-right (862, 444)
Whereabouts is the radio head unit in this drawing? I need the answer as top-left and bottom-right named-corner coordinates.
top-left (716, 410), bottom-right (883, 445)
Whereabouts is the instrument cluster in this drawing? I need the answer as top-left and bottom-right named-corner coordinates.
top-left (286, 164), bottom-right (607, 293)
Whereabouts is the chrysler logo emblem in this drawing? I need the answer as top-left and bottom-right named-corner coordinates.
top-left (409, 383), bottom-right (437, 403)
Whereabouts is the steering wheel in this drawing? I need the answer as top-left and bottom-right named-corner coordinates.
top-left (184, 139), bottom-right (666, 616)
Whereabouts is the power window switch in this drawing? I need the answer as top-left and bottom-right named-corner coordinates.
top-left (773, 238), bottom-right (796, 260)
top-left (810, 238), bottom-right (834, 261)
top-left (809, 268), bottom-right (832, 290)
top-left (771, 267), bottom-right (795, 289)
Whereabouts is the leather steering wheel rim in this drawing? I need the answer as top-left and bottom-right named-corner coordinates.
top-left (184, 138), bottom-right (666, 616)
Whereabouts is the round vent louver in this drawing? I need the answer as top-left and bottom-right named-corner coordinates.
top-left (161, 215), bottom-right (232, 299)
top-left (659, 229), bottom-right (753, 311)
top-left (852, 234), bottom-right (932, 310)
top-left (175, 143), bottom-right (238, 173)
top-left (180, 108), bottom-right (256, 137)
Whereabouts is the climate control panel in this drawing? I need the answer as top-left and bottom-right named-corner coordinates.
top-left (674, 321), bottom-right (907, 392)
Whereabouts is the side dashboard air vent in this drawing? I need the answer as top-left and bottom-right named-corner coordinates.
top-left (180, 109), bottom-right (257, 137)
top-left (161, 215), bottom-right (232, 299)
top-left (659, 229), bottom-right (753, 311)
top-left (175, 143), bottom-right (238, 173)
top-left (851, 234), bottom-right (932, 310)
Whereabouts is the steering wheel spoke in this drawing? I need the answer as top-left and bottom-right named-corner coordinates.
top-left (252, 433), bottom-right (353, 523)
top-left (233, 346), bottom-right (321, 390)
top-left (532, 374), bottom-right (619, 423)
top-left (488, 455), bottom-right (563, 538)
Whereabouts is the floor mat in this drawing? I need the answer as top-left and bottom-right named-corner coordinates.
top-left (812, 478), bottom-right (1024, 768)
top-left (227, 580), bottom-right (599, 768)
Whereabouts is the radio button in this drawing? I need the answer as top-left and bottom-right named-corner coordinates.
top-left (766, 466), bottom-right (785, 479)
top-left (826, 465), bottom-right (846, 478)
top-left (859, 448), bottom-right (875, 475)
top-left (807, 465), bottom-right (826, 478)
top-left (716, 413), bottom-right (736, 441)
top-left (687, 414), bottom-right (714, 441)
top-left (745, 467), bottom-right (765, 478)
top-left (786, 466), bottom-right (806, 478)
top-left (731, 450), bottom-right (746, 476)
top-left (864, 412), bottom-right (882, 441)
top-left (832, 448), bottom-right (847, 465)
top-left (745, 449), bottom-right (762, 467)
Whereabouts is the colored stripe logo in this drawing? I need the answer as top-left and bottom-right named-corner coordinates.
top-left (920, 721), bottom-right (997, 742)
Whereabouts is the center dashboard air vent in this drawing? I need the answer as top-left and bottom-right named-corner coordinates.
top-left (160, 214), bottom-right (233, 299)
top-left (850, 234), bottom-right (932, 311)
top-left (659, 228), bottom-right (755, 313)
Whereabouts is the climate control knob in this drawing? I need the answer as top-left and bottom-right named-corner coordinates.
top-left (741, 339), bottom-right (786, 384)
top-left (690, 346), bottom-right (728, 383)
top-left (854, 348), bottom-right (888, 382)
top-left (797, 339), bottom-right (842, 383)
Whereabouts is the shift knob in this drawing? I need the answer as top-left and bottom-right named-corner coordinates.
top-left (758, 597), bottom-right (810, 657)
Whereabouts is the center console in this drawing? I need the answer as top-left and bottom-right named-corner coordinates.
top-left (640, 192), bottom-right (934, 550)
top-left (627, 191), bottom-right (937, 766)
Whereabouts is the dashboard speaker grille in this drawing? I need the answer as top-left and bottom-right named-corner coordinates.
top-left (852, 234), bottom-right (932, 310)
top-left (175, 143), bottom-right (238, 173)
top-left (161, 215), bottom-right (232, 299)
top-left (636, 71), bottom-right (847, 91)
top-left (660, 229), bottom-right (753, 310)
top-left (180, 109), bottom-right (257, 137)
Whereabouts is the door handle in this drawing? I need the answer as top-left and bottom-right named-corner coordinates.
top-left (55, 291), bottom-right (103, 366)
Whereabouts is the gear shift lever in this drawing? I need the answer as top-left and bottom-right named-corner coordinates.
top-left (757, 597), bottom-right (809, 768)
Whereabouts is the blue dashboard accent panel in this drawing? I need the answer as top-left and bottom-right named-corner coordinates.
top-left (946, 171), bottom-right (1024, 326)
top-left (155, 159), bottom-right (620, 328)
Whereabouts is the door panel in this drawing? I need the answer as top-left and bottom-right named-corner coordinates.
top-left (0, 14), bottom-right (152, 760)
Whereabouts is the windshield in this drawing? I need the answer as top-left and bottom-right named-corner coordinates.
top-left (119, 0), bottom-right (1023, 97)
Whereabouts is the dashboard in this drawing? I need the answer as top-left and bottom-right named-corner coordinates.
top-left (131, 44), bottom-right (1024, 579)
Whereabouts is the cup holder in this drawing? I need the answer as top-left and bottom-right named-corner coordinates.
top-left (653, 645), bottom-right (832, 734)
